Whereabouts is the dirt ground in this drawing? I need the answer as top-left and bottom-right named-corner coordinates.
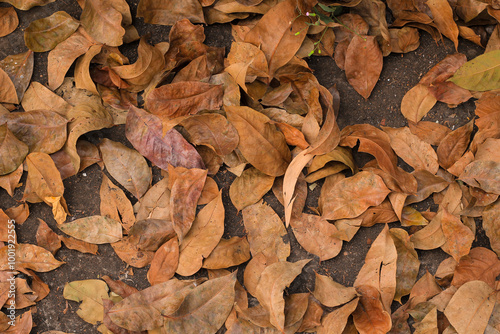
top-left (0, 1), bottom-right (487, 333)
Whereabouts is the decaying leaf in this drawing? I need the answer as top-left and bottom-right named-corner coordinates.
top-left (24, 11), bottom-right (79, 52)
top-left (99, 138), bottom-right (152, 199)
top-left (0, 7), bottom-right (18, 38)
top-left (63, 279), bottom-right (109, 325)
top-left (176, 192), bottom-right (224, 276)
top-left (59, 215), bottom-right (122, 244)
top-left (202, 236), bottom-right (251, 269)
top-left (243, 200), bottom-right (290, 261)
top-left (147, 237), bottom-right (179, 285)
top-left (164, 273), bottom-right (237, 333)
top-left (0, 243), bottom-right (64, 272)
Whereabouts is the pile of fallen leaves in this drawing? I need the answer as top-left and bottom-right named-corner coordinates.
top-left (0, 0), bottom-right (500, 332)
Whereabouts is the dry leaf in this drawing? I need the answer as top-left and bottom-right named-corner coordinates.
top-left (176, 192), bottom-right (224, 276)
top-left (0, 7), bottom-right (18, 38)
top-left (202, 236), bottom-right (251, 269)
top-left (345, 35), bottom-right (383, 99)
top-left (444, 280), bottom-right (495, 334)
top-left (0, 124), bottom-right (28, 176)
top-left (321, 171), bottom-right (390, 220)
top-left (147, 237), bottom-right (179, 285)
top-left (137, 0), bottom-right (205, 25)
top-left (164, 273), bottom-right (237, 333)
top-left (99, 138), bottom-right (152, 199)
top-left (229, 167), bottom-right (274, 211)
top-left (80, 0), bottom-right (129, 46)
top-left (24, 11), bottom-right (79, 52)
top-left (291, 213), bottom-right (343, 261)
top-left (0, 243), bottom-right (64, 272)
top-left (36, 219), bottom-right (61, 255)
top-left (352, 285), bottom-right (392, 334)
top-left (168, 165), bottom-right (207, 242)
top-left (125, 105), bottom-right (205, 170)
top-left (243, 200), bottom-right (290, 261)
top-left (100, 174), bottom-right (135, 231)
top-left (226, 105), bottom-right (291, 176)
top-left (254, 259), bottom-right (310, 332)
top-left (318, 298), bottom-right (359, 334)
top-left (313, 273), bottom-right (358, 308)
top-left (63, 279), bottom-right (109, 325)
top-left (451, 247), bottom-right (500, 289)
top-left (59, 215), bottom-right (122, 244)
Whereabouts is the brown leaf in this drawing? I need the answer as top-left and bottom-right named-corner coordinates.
top-left (23, 152), bottom-right (67, 223)
top-left (202, 236), bottom-right (251, 269)
top-left (276, 122), bottom-right (309, 149)
top-left (313, 273), bottom-right (358, 308)
top-left (180, 113), bottom-right (239, 156)
top-left (135, 178), bottom-right (170, 221)
top-left (22, 82), bottom-right (72, 116)
top-left (176, 192), bottom-right (224, 276)
top-left (226, 105), bottom-right (291, 176)
top-left (36, 218), bottom-right (61, 255)
top-left (243, 200), bottom-right (290, 261)
top-left (440, 209), bottom-right (473, 262)
top-left (0, 50), bottom-right (33, 103)
top-left (345, 35), bottom-right (383, 99)
top-left (147, 237), bottom-right (179, 285)
top-left (390, 228), bottom-right (420, 302)
top-left (352, 285), bottom-right (392, 334)
top-left (24, 11), bottom-right (79, 52)
top-left (126, 218), bottom-right (175, 252)
top-left (244, 0), bottom-right (308, 76)
top-left (459, 160), bottom-right (500, 195)
top-left (321, 171), bottom-right (391, 220)
top-left (59, 215), bottom-right (122, 244)
top-left (169, 165), bottom-right (207, 242)
top-left (74, 44), bottom-right (103, 95)
top-left (81, 0), bottom-right (129, 46)
top-left (59, 236), bottom-right (98, 255)
top-left (0, 68), bottom-right (17, 104)
top-left (145, 82), bottom-right (223, 119)
top-left (0, 124), bottom-right (28, 175)
top-left (1, 110), bottom-right (68, 154)
top-left (475, 91), bottom-right (500, 117)
top-left (389, 27), bottom-right (420, 53)
top-left (437, 120), bottom-right (474, 169)
top-left (452, 247), bottom-right (500, 289)
top-left (0, 163), bottom-right (22, 196)
top-left (164, 273), bottom-right (237, 332)
top-left (401, 84), bottom-right (437, 123)
top-left (382, 126), bottom-right (439, 174)
top-left (254, 259), bottom-right (310, 332)
top-left (137, 0), bottom-right (205, 25)
top-left (291, 213), bottom-right (343, 261)
top-left (406, 170), bottom-right (450, 205)
top-left (444, 281), bottom-right (495, 334)
top-left (111, 240), bottom-right (154, 268)
top-left (5, 309), bottom-right (32, 333)
top-left (354, 225), bottom-right (397, 312)
top-left (341, 124), bottom-right (416, 194)
top-left (0, 243), bottom-right (64, 272)
top-left (408, 121), bottom-right (451, 146)
top-left (112, 37), bottom-right (165, 91)
top-left (0, 7), bottom-right (18, 38)
top-left (108, 278), bottom-right (203, 331)
top-left (125, 106), bottom-right (205, 170)
top-left (198, 176), bottom-right (218, 205)
top-left (47, 27), bottom-right (95, 90)
top-left (318, 298), bottom-right (359, 334)
top-left (100, 174), bottom-right (135, 231)
top-left (225, 42), bottom-right (269, 92)
top-left (229, 167), bottom-right (274, 211)
top-left (99, 138), bottom-right (152, 199)
top-left (483, 201), bottom-right (500, 257)
top-left (2, 0), bottom-right (54, 10)
top-left (410, 210), bottom-right (446, 250)
top-left (426, 0), bottom-right (459, 50)
top-left (101, 275), bottom-right (138, 298)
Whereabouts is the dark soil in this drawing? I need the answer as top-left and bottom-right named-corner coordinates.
top-left (0, 1), bottom-right (487, 333)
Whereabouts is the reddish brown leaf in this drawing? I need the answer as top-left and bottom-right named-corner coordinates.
top-left (137, 0), bottom-right (205, 25)
top-left (60, 236), bottom-right (98, 255)
top-left (168, 165), bottom-right (207, 242)
top-left (0, 7), bottom-right (18, 38)
top-left (451, 247), bottom-right (500, 289)
top-left (320, 171), bottom-right (390, 220)
top-left (147, 237), bottom-right (179, 285)
top-left (440, 209), bottom-right (474, 262)
top-left (291, 213), bottom-right (343, 261)
top-left (459, 160), bottom-right (500, 195)
top-left (401, 84), bottom-right (437, 123)
top-left (229, 167), bottom-right (274, 211)
top-left (352, 285), bottom-right (392, 334)
top-left (125, 105), bottom-right (205, 170)
top-left (145, 82), bottom-right (223, 119)
top-left (36, 219), bottom-right (61, 255)
top-left (80, 0), bottom-right (129, 46)
top-left (345, 35), bottom-right (383, 99)
top-left (437, 120), bottom-right (474, 169)
top-left (226, 105), bottom-right (291, 177)
top-left (426, 0), bottom-right (459, 50)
